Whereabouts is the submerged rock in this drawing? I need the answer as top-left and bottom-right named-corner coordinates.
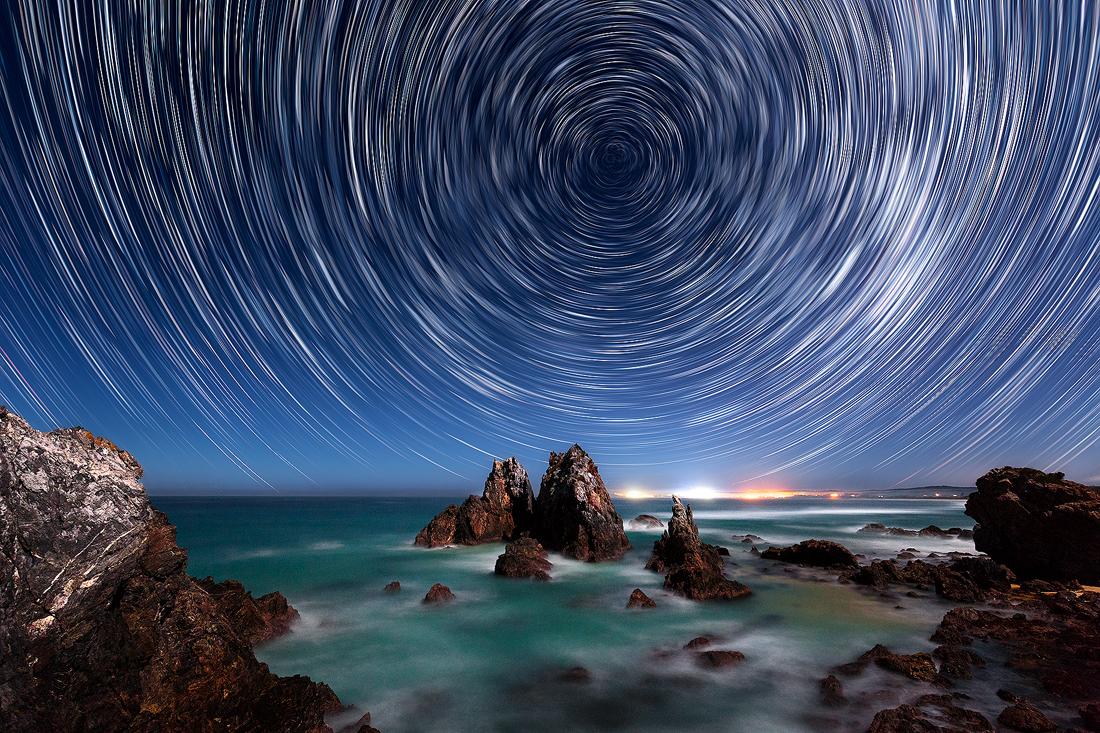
top-left (494, 537), bottom-right (552, 580)
top-left (383, 581), bottom-right (401, 593)
top-left (0, 406), bottom-right (343, 733)
top-left (423, 583), bottom-right (456, 603)
top-left (646, 497), bottom-right (751, 601)
top-left (629, 514), bottom-right (665, 529)
top-left (760, 539), bottom-right (858, 568)
top-left (626, 588), bottom-right (656, 608)
top-left (966, 466), bottom-right (1100, 584)
top-left (415, 457), bottom-right (536, 547)
top-left (696, 650), bottom-right (745, 668)
top-left (535, 445), bottom-right (631, 562)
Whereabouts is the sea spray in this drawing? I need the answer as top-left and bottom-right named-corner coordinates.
top-left (154, 495), bottom-right (980, 733)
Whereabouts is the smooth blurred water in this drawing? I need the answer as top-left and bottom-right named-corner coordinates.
top-left (152, 496), bottom-right (987, 733)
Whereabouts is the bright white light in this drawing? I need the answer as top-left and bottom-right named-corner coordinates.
top-left (678, 486), bottom-right (717, 500)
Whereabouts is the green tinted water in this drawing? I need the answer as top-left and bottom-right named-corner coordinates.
top-left (153, 496), bottom-right (981, 732)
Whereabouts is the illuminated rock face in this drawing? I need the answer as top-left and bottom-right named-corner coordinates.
top-left (966, 466), bottom-right (1100, 584)
top-left (0, 406), bottom-right (341, 733)
top-left (415, 456), bottom-right (536, 547)
top-left (535, 444), bottom-right (631, 562)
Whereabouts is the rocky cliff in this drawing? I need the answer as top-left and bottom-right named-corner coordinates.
top-left (0, 406), bottom-right (345, 732)
top-left (535, 445), bottom-right (631, 562)
top-left (415, 456), bottom-right (536, 547)
top-left (965, 466), bottom-right (1100, 584)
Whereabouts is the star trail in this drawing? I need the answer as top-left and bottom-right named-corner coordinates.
top-left (1, 1), bottom-right (1099, 493)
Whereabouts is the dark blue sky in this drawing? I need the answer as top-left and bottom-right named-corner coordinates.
top-left (2, 1), bottom-right (1099, 495)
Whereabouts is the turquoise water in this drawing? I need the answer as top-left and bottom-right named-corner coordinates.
top-left (152, 496), bottom-right (989, 732)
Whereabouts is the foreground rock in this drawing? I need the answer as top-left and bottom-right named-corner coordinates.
top-left (494, 537), bottom-right (552, 580)
top-left (646, 497), bottom-right (751, 601)
top-left (844, 556), bottom-right (1015, 603)
top-left (0, 407), bottom-right (343, 733)
top-left (536, 445), bottom-right (631, 562)
top-left (965, 466), bottom-right (1100, 584)
top-left (415, 457), bottom-right (536, 547)
top-left (760, 539), bottom-right (858, 568)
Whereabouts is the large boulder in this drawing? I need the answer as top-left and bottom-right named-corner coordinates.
top-left (415, 456), bottom-right (536, 547)
top-left (0, 406), bottom-right (343, 732)
top-left (965, 466), bottom-right (1100, 583)
top-left (534, 445), bottom-right (631, 562)
top-left (494, 537), bottom-right (552, 580)
top-left (760, 539), bottom-right (858, 568)
top-left (646, 497), bottom-right (751, 601)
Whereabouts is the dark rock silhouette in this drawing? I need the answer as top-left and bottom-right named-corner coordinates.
top-left (696, 650), bottom-right (745, 668)
top-left (0, 406), bottom-right (343, 733)
top-left (383, 581), bottom-right (401, 593)
top-left (760, 539), bottom-right (858, 568)
top-left (646, 496), bottom-right (751, 601)
top-left (966, 466), bottom-right (1100, 583)
top-left (626, 588), bottom-right (656, 608)
top-left (819, 674), bottom-right (847, 707)
top-left (494, 537), bottom-right (552, 580)
top-left (535, 445), bottom-right (631, 562)
top-left (997, 702), bottom-right (1057, 732)
top-left (415, 457), bottom-right (536, 547)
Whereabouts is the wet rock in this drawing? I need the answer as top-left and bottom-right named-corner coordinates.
top-left (932, 646), bottom-right (985, 679)
top-left (626, 588), bottom-right (656, 608)
top-left (760, 539), bottom-right (858, 568)
top-left (494, 537), bottom-right (552, 580)
top-left (737, 534), bottom-right (764, 543)
top-left (875, 652), bottom-right (937, 682)
top-left (997, 702), bottom-right (1057, 732)
top-left (683, 636), bottom-right (711, 649)
top-left (559, 666), bottom-right (591, 684)
top-left (646, 497), bottom-right (751, 601)
top-left (383, 581), bottom-right (401, 593)
top-left (423, 583), bottom-right (456, 603)
top-left (1079, 702), bottom-right (1100, 731)
top-left (630, 514), bottom-right (664, 529)
top-left (867, 697), bottom-right (994, 733)
top-left (948, 557), bottom-right (1015, 592)
top-left (696, 650), bottom-right (745, 668)
top-left (819, 674), bottom-right (848, 707)
top-left (535, 445), bottom-right (631, 562)
top-left (192, 576), bottom-right (300, 646)
top-left (415, 457), bottom-right (536, 547)
top-left (966, 466), bottom-right (1100, 584)
top-left (859, 523), bottom-right (920, 537)
top-left (0, 407), bottom-right (343, 733)
top-left (919, 525), bottom-right (949, 537)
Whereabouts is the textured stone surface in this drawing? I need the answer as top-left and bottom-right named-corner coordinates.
top-left (415, 457), bottom-right (536, 547)
top-left (0, 406), bottom-right (343, 733)
top-left (646, 496), bottom-right (751, 601)
top-left (966, 466), bottom-right (1100, 583)
top-left (494, 537), bottom-right (552, 580)
top-left (626, 588), bottom-right (656, 608)
top-left (535, 445), bottom-right (631, 562)
top-left (423, 583), bottom-right (456, 603)
top-left (760, 539), bottom-right (858, 568)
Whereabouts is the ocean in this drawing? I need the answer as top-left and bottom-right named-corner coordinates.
top-left (150, 495), bottom-right (1017, 732)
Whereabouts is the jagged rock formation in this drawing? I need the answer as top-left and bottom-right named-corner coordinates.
top-left (415, 457), bottom-right (536, 547)
top-left (534, 445), bottom-right (631, 562)
top-left (845, 556), bottom-right (1016, 603)
top-left (494, 537), bottom-right (552, 580)
top-left (626, 588), bottom-right (656, 608)
top-left (965, 466), bottom-right (1100, 584)
top-left (760, 539), bottom-right (858, 568)
top-left (192, 576), bottom-right (300, 646)
top-left (646, 496), bottom-right (751, 601)
top-left (0, 406), bottom-right (343, 733)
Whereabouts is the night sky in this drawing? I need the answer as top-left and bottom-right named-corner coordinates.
top-left (2, 2), bottom-right (1099, 495)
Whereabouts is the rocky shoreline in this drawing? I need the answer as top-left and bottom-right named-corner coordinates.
top-left (0, 407), bottom-right (368, 733)
top-left (5, 401), bottom-right (1098, 732)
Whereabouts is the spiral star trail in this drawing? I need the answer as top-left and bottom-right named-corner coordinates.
top-left (1, 1), bottom-right (1099, 493)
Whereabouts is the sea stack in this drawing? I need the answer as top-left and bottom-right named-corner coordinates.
top-left (0, 406), bottom-right (343, 733)
top-left (965, 466), bottom-right (1100, 584)
top-left (647, 496), bottom-right (751, 600)
top-left (535, 444), bottom-right (631, 562)
top-left (415, 456), bottom-right (536, 547)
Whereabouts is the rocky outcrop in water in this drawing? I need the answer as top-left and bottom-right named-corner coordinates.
top-left (415, 457), bottom-right (536, 547)
top-left (192, 576), bottom-right (300, 645)
top-left (422, 583), bottom-right (456, 603)
top-left (494, 537), bottom-right (552, 580)
top-left (646, 496), bottom-right (751, 601)
top-left (760, 539), bottom-right (858, 568)
top-left (965, 466), bottom-right (1100, 584)
top-left (535, 445), bottom-right (631, 562)
top-left (626, 588), bottom-right (656, 608)
top-left (0, 406), bottom-right (344, 733)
